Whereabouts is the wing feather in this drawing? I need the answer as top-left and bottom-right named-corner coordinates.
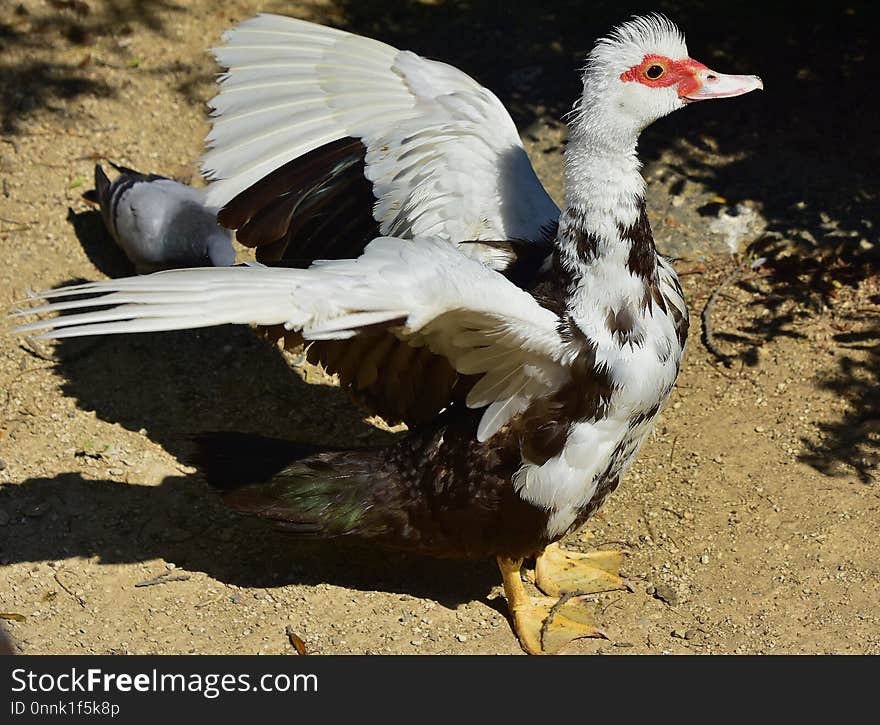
top-left (203, 13), bottom-right (559, 259)
top-left (15, 238), bottom-right (569, 441)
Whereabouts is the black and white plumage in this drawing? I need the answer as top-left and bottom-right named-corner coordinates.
top-left (14, 15), bottom-right (762, 653)
top-left (87, 162), bottom-right (236, 274)
top-left (202, 16), bottom-right (559, 264)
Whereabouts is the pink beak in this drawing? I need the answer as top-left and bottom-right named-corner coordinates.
top-left (683, 68), bottom-right (764, 102)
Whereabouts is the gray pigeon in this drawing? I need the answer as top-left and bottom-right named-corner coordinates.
top-left (85, 162), bottom-right (236, 274)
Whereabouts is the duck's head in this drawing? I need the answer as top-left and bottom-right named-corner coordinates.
top-left (576, 15), bottom-right (763, 143)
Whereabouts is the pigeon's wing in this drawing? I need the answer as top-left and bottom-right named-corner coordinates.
top-left (203, 14), bottom-right (560, 269)
top-left (16, 237), bottom-right (571, 442)
top-left (107, 160), bottom-right (161, 179)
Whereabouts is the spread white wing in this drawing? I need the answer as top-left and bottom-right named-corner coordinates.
top-left (203, 13), bottom-right (559, 257)
top-left (15, 238), bottom-right (571, 442)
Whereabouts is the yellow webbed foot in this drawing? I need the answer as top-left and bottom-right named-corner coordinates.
top-left (498, 555), bottom-right (606, 655)
top-left (533, 541), bottom-right (627, 597)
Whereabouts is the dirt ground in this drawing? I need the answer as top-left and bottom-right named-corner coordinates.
top-left (1, 1), bottom-right (878, 655)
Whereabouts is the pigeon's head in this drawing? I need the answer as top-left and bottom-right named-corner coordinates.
top-left (576, 15), bottom-right (763, 142)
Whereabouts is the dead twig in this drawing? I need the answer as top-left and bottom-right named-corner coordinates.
top-left (600, 595), bottom-right (623, 616)
top-left (21, 338), bottom-right (59, 363)
top-left (194, 593), bottom-right (225, 609)
top-left (20, 336), bottom-right (104, 364)
top-left (701, 261), bottom-right (744, 368)
top-left (135, 572), bottom-right (192, 588)
top-left (54, 570), bottom-right (86, 608)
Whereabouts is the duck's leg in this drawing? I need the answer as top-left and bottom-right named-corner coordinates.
top-left (532, 542), bottom-right (627, 597)
top-left (497, 555), bottom-right (605, 654)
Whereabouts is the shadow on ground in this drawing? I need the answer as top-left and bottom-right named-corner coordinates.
top-left (0, 1), bottom-right (192, 133)
top-left (0, 472), bottom-right (499, 606)
top-left (65, 207), bottom-right (134, 278)
top-left (800, 315), bottom-right (880, 484)
top-left (50, 320), bottom-right (395, 464)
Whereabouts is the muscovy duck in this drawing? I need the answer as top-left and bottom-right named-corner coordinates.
top-left (14, 14), bottom-right (761, 653)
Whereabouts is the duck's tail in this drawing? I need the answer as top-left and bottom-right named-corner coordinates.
top-left (191, 432), bottom-right (384, 537)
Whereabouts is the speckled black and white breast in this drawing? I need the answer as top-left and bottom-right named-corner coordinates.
top-left (512, 201), bottom-right (689, 539)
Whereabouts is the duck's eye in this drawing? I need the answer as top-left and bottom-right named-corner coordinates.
top-left (645, 64), bottom-right (665, 80)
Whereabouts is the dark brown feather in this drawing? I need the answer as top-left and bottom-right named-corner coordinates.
top-left (217, 137), bottom-right (379, 267)
top-left (621, 200), bottom-right (657, 283)
top-left (218, 137), bottom-right (365, 229)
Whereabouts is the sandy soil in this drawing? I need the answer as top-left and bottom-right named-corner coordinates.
top-left (1, 1), bottom-right (878, 655)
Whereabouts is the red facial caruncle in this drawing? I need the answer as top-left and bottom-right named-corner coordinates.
top-left (620, 53), bottom-right (764, 103)
top-left (620, 54), bottom-right (708, 98)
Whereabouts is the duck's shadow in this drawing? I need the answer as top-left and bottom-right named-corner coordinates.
top-left (10, 322), bottom-right (497, 605)
top-left (0, 472), bottom-right (498, 606)
top-left (50, 317), bottom-right (395, 461)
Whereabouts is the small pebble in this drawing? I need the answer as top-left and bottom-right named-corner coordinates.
top-left (410, 639), bottom-right (423, 646)
top-left (25, 503), bottom-right (50, 518)
top-left (0, 459), bottom-right (6, 471)
top-left (456, 634), bottom-right (468, 643)
top-left (700, 554), bottom-right (710, 565)
top-left (653, 584), bottom-right (679, 606)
